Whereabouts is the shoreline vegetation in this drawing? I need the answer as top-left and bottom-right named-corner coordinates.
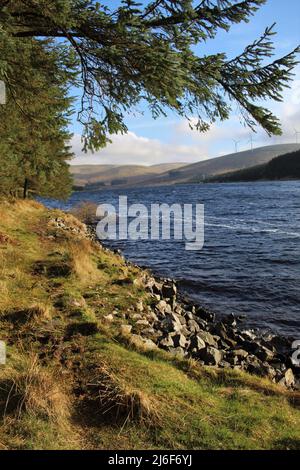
top-left (0, 199), bottom-right (300, 450)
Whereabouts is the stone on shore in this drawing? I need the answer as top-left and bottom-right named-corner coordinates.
top-left (200, 346), bottom-right (223, 365)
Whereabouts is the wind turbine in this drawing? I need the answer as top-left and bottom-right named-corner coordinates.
top-left (294, 129), bottom-right (300, 144)
top-left (233, 140), bottom-right (240, 153)
top-left (247, 135), bottom-right (255, 151)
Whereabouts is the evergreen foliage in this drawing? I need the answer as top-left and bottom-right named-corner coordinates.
top-left (1, 0), bottom-right (299, 150)
top-left (0, 38), bottom-right (76, 198)
top-left (0, 1), bottom-right (299, 197)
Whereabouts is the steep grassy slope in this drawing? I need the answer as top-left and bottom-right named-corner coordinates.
top-left (0, 200), bottom-right (300, 450)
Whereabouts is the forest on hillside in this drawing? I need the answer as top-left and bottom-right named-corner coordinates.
top-left (209, 150), bottom-right (300, 182)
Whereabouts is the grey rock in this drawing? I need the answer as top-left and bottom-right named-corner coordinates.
top-left (160, 318), bottom-right (172, 332)
top-left (294, 379), bottom-right (300, 391)
top-left (225, 313), bottom-right (237, 327)
top-left (200, 346), bottom-right (223, 365)
top-left (135, 319), bottom-right (150, 327)
top-left (177, 315), bottom-right (186, 325)
top-left (172, 333), bottom-right (187, 349)
top-left (131, 313), bottom-right (143, 321)
top-left (194, 318), bottom-right (208, 330)
top-left (197, 330), bottom-right (218, 348)
top-left (136, 300), bottom-right (144, 312)
top-left (147, 311), bottom-right (159, 322)
top-left (271, 362), bottom-right (287, 373)
top-left (232, 349), bottom-right (249, 359)
top-left (187, 319), bottom-right (200, 333)
top-left (162, 281), bottom-right (177, 299)
top-left (196, 360), bottom-right (205, 367)
top-left (226, 355), bottom-right (240, 366)
top-left (131, 335), bottom-right (158, 350)
top-left (263, 364), bottom-right (277, 380)
top-left (185, 312), bottom-right (194, 321)
top-left (141, 327), bottom-right (160, 339)
top-left (255, 346), bottom-right (275, 362)
top-left (68, 297), bottom-right (86, 308)
top-left (218, 328), bottom-right (237, 348)
top-left (190, 334), bottom-right (206, 351)
top-left (269, 335), bottom-right (291, 354)
top-left (180, 326), bottom-right (191, 337)
top-left (246, 359), bottom-right (275, 379)
top-left (196, 307), bottom-right (215, 323)
top-left (156, 300), bottom-right (172, 315)
top-left (147, 279), bottom-right (163, 296)
top-left (282, 368), bottom-right (295, 388)
top-left (161, 316), bottom-right (181, 333)
top-left (152, 294), bottom-right (161, 302)
top-left (219, 339), bottom-right (231, 350)
top-left (241, 340), bottom-right (258, 354)
top-left (174, 305), bottom-right (183, 315)
top-left (160, 334), bottom-right (174, 349)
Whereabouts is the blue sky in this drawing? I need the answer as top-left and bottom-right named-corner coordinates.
top-left (71, 0), bottom-right (300, 165)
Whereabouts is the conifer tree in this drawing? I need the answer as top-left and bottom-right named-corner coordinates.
top-left (0, 0), bottom-right (299, 151)
top-left (0, 37), bottom-right (76, 198)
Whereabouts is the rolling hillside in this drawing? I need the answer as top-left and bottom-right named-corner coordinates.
top-left (70, 144), bottom-right (300, 190)
top-left (147, 144), bottom-right (300, 186)
top-left (70, 163), bottom-right (186, 187)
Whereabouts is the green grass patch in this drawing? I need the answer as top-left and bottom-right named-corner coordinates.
top-left (0, 200), bottom-right (299, 450)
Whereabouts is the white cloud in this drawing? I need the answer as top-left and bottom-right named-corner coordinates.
top-left (174, 77), bottom-right (300, 154)
top-left (71, 75), bottom-right (300, 166)
top-left (70, 131), bottom-right (208, 166)
top-left (176, 117), bottom-right (251, 143)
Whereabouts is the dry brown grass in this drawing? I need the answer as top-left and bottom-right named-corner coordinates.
top-left (0, 232), bottom-right (16, 246)
top-left (70, 201), bottom-right (99, 225)
top-left (1, 303), bottom-right (52, 327)
top-left (84, 362), bottom-right (161, 427)
top-left (0, 354), bottom-right (70, 424)
top-left (27, 303), bottom-right (52, 322)
top-left (68, 239), bottom-right (101, 284)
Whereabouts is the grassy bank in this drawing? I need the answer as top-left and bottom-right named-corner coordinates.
top-left (0, 199), bottom-right (300, 450)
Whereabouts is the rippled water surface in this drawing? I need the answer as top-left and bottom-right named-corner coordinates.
top-left (45, 181), bottom-right (300, 335)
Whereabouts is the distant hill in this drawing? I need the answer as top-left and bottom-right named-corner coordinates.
top-left (70, 144), bottom-right (300, 190)
top-left (70, 163), bottom-right (186, 187)
top-left (209, 149), bottom-right (300, 182)
top-left (144, 144), bottom-right (300, 186)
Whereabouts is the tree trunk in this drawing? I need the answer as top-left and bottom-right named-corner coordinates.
top-left (23, 178), bottom-right (29, 199)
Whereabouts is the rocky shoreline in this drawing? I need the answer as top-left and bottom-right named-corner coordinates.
top-left (53, 216), bottom-right (300, 391)
top-left (120, 270), bottom-right (299, 390)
